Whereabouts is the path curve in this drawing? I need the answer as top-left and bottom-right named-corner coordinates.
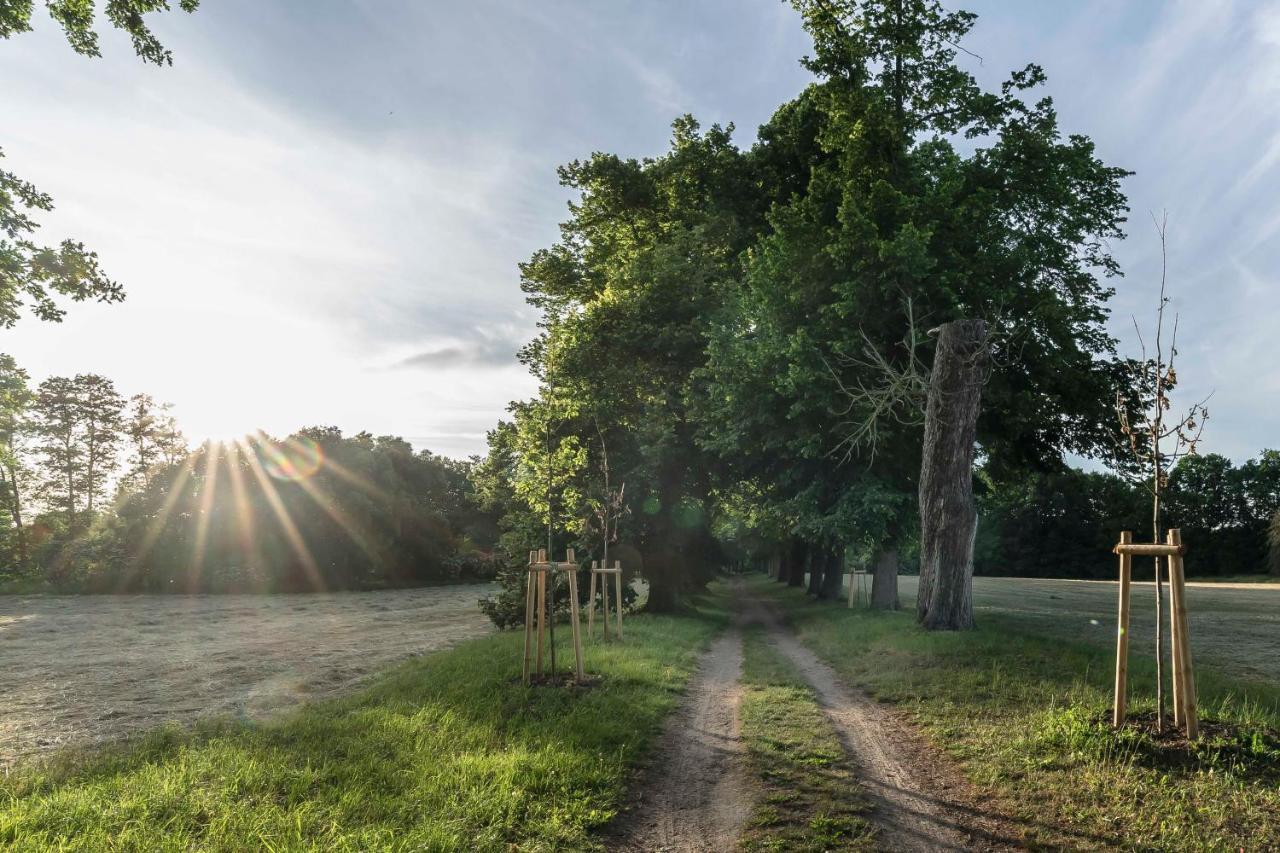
top-left (609, 628), bottom-right (752, 852)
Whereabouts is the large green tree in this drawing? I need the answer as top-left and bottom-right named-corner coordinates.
top-left (700, 0), bottom-right (1131, 621)
top-left (510, 117), bottom-right (769, 610)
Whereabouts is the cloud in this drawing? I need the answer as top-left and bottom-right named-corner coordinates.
top-left (395, 339), bottom-right (521, 370)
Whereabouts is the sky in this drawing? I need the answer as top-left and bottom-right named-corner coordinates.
top-left (1, 0), bottom-right (1277, 462)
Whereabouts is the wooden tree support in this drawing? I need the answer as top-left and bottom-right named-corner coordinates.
top-left (588, 560), bottom-right (624, 641)
top-left (1112, 529), bottom-right (1198, 738)
top-left (522, 548), bottom-right (585, 685)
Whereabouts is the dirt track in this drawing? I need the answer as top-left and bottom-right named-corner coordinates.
top-left (611, 628), bottom-right (751, 852)
top-left (614, 584), bottom-right (1019, 852)
top-left (0, 583), bottom-right (495, 769)
top-left (748, 599), bottom-right (1020, 851)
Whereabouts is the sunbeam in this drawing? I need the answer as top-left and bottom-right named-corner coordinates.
top-left (116, 457), bottom-right (197, 593)
top-left (187, 440), bottom-right (222, 593)
top-left (241, 432), bottom-right (326, 590)
top-left (223, 441), bottom-right (262, 590)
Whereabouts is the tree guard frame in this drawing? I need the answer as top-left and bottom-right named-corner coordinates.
top-left (588, 559), bottom-right (624, 640)
top-left (522, 548), bottom-right (585, 685)
top-left (1112, 529), bottom-right (1198, 738)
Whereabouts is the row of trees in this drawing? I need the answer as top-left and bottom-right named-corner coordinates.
top-left (976, 452), bottom-right (1280, 579)
top-left (0, 354), bottom-right (186, 569)
top-left (477, 0), bottom-right (1138, 625)
top-left (0, 355), bottom-right (499, 592)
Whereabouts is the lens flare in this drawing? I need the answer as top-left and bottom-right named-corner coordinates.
top-left (262, 436), bottom-right (324, 482)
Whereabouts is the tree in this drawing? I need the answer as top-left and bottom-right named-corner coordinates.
top-left (124, 393), bottom-right (185, 488)
top-left (78, 374), bottom-right (125, 514)
top-left (1114, 216), bottom-right (1209, 732)
top-left (33, 376), bottom-right (85, 529)
top-left (30, 373), bottom-right (125, 530)
top-left (916, 319), bottom-right (987, 629)
top-left (514, 117), bottom-right (766, 611)
top-left (1270, 510), bottom-right (1280, 577)
top-left (699, 0), bottom-right (1130, 620)
top-left (0, 353), bottom-right (34, 566)
top-left (1, 0), bottom-right (200, 327)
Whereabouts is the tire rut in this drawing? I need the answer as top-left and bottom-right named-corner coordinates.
top-left (743, 595), bottom-right (1023, 852)
top-left (609, 628), bottom-right (752, 852)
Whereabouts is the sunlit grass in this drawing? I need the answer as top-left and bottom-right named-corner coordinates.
top-left (0, 589), bottom-right (729, 851)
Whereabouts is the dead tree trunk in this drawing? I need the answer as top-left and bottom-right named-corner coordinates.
top-left (917, 319), bottom-right (987, 631)
top-left (871, 548), bottom-right (900, 610)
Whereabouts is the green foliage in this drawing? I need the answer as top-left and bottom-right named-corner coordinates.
top-left (975, 454), bottom-right (1280, 579)
top-left (693, 0), bottom-right (1132, 588)
top-left (1, 1), bottom-right (199, 327)
top-left (0, 150), bottom-right (123, 328)
top-left (106, 427), bottom-right (495, 593)
top-left (0, 0), bottom-right (199, 65)
top-left (0, 353), bottom-right (501, 591)
top-left (1269, 509), bottom-right (1280, 575)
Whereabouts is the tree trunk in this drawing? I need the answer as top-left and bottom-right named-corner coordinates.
top-left (871, 548), bottom-right (900, 610)
top-left (819, 545), bottom-right (844, 599)
top-left (805, 546), bottom-right (822, 596)
top-left (5, 460), bottom-right (27, 565)
top-left (644, 545), bottom-right (682, 613)
top-left (917, 318), bottom-right (986, 631)
top-left (786, 538), bottom-right (806, 587)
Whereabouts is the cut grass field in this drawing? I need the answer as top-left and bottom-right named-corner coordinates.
top-left (738, 626), bottom-right (874, 852)
top-left (0, 589), bottom-right (728, 851)
top-left (757, 575), bottom-right (1280, 850)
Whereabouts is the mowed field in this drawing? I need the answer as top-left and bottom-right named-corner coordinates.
top-left (898, 575), bottom-right (1280, 686)
top-left (0, 583), bottom-right (495, 769)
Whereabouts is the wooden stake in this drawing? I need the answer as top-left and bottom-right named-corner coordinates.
top-left (522, 552), bottom-right (536, 684)
top-left (588, 560), bottom-right (598, 639)
top-left (602, 564), bottom-right (611, 640)
top-left (1113, 531), bottom-right (1133, 727)
top-left (847, 570), bottom-right (856, 609)
top-left (1167, 535), bottom-right (1183, 728)
top-left (614, 560), bottom-right (623, 640)
top-left (565, 553), bottom-right (584, 681)
top-left (1169, 529), bottom-right (1198, 739)
top-left (536, 565), bottom-right (546, 676)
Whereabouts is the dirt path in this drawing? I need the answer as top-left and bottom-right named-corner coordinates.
top-left (0, 583), bottom-right (495, 769)
top-left (743, 595), bottom-right (1022, 852)
top-left (610, 628), bottom-right (752, 852)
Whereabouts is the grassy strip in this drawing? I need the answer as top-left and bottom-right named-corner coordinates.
top-left (0, 588), bottom-right (729, 852)
top-left (738, 626), bottom-right (874, 852)
top-left (748, 575), bottom-right (1280, 850)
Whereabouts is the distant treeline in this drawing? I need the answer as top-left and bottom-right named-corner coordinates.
top-left (976, 452), bottom-right (1280, 579)
top-left (0, 355), bottom-right (499, 593)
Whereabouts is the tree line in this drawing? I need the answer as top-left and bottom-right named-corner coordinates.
top-left (475, 0), bottom-right (1279, 628)
top-left (0, 354), bottom-right (498, 592)
top-left (976, 452), bottom-right (1280, 580)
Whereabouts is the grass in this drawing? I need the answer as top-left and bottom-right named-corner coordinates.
top-left (1186, 574), bottom-right (1278, 584)
top-left (750, 574), bottom-right (1280, 850)
top-left (0, 587), bottom-right (730, 852)
top-left (737, 627), bottom-right (874, 852)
